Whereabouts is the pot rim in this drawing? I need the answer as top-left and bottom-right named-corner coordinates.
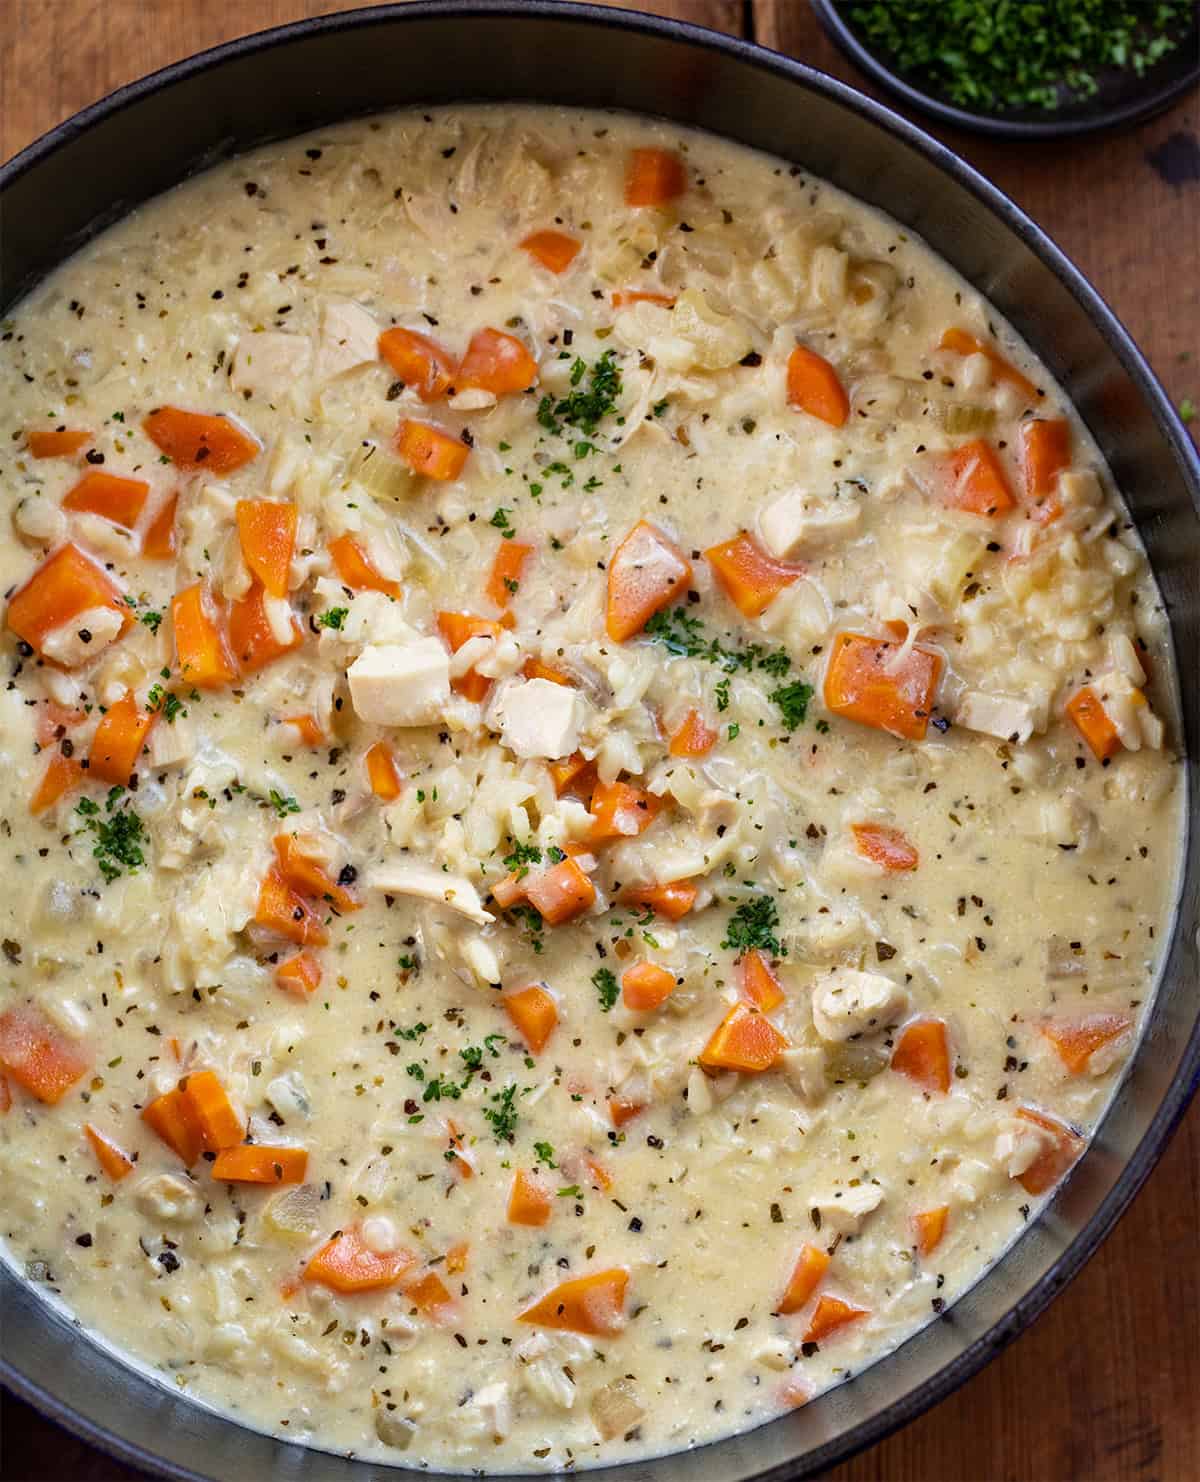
top-left (1, 5), bottom-right (1198, 1481)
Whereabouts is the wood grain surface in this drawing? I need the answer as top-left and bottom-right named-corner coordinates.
top-left (1, 5), bottom-right (1197, 1482)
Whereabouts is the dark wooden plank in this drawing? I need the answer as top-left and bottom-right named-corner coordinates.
top-left (0, 0), bottom-right (745, 164)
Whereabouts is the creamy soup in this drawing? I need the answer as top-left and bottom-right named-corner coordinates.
top-left (0, 105), bottom-right (1182, 1471)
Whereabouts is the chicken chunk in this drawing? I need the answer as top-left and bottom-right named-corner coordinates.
top-left (40, 605), bottom-right (125, 668)
top-left (808, 1182), bottom-right (884, 1235)
top-left (757, 489), bottom-right (861, 559)
top-left (368, 861), bottom-right (493, 926)
top-left (230, 331), bottom-right (311, 399)
top-left (810, 967), bottom-right (908, 1042)
top-left (955, 689), bottom-right (1039, 744)
top-left (489, 677), bottom-right (584, 760)
top-left (314, 299), bottom-right (380, 382)
top-left (348, 640), bottom-right (450, 726)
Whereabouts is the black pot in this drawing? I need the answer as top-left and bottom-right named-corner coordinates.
top-left (2, 5), bottom-right (1197, 1479)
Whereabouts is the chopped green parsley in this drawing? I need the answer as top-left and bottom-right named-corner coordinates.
top-left (592, 966), bottom-right (619, 1012)
top-left (76, 790), bottom-right (146, 883)
top-left (721, 895), bottom-right (785, 958)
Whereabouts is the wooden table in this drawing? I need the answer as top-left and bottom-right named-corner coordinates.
top-left (2, 5), bottom-right (1197, 1480)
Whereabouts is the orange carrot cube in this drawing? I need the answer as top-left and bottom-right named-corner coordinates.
top-left (143, 406), bottom-right (259, 472)
top-left (606, 520), bottom-right (692, 642)
top-left (504, 985), bottom-right (558, 1054)
top-left (395, 419), bottom-right (469, 480)
top-left (823, 631), bottom-right (943, 741)
top-left (378, 326), bottom-right (457, 401)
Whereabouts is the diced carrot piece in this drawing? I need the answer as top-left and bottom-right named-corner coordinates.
top-left (143, 406), bottom-right (259, 472)
top-left (939, 328), bottom-right (1038, 402)
top-left (255, 866), bottom-right (329, 948)
top-left (181, 1068), bottom-right (244, 1152)
top-left (520, 230), bottom-right (582, 274)
top-left (504, 984), bottom-right (558, 1054)
top-left (944, 439), bottom-right (1016, 516)
top-left (851, 822), bottom-right (919, 873)
top-left (519, 1268), bottom-right (629, 1335)
top-left (276, 951), bottom-right (322, 997)
top-left (786, 345), bottom-right (850, 426)
top-left (608, 1094), bottom-right (647, 1128)
top-left (273, 833), bottom-right (360, 914)
top-left (625, 147), bottom-right (686, 206)
top-left (777, 1242), bottom-right (830, 1315)
top-left (606, 520), bottom-right (692, 642)
top-left (211, 1144), bottom-right (307, 1184)
top-left (141, 1086), bottom-right (203, 1165)
top-left (436, 609), bottom-right (503, 702)
top-left (891, 1019), bottom-right (951, 1094)
top-left (27, 428), bottom-right (91, 459)
top-left (584, 1156), bottom-right (612, 1191)
top-left (30, 752), bottom-right (82, 815)
top-left (548, 752), bottom-right (597, 798)
top-left (395, 418), bottom-right (469, 480)
top-left (622, 961), bottom-right (676, 1012)
top-left (305, 1225), bottom-right (416, 1293)
top-left (0, 1005), bottom-right (89, 1105)
top-left (1020, 418), bottom-right (1070, 521)
top-left (1040, 1013), bottom-right (1132, 1075)
top-left (803, 1294), bottom-right (868, 1344)
top-left (619, 879), bottom-right (698, 920)
top-left (486, 541), bottom-right (532, 609)
top-left (228, 582), bottom-right (303, 675)
top-left (491, 872), bottom-right (527, 910)
top-left (436, 610), bottom-right (503, 652)
top-left (699, 1002), bottom-right (788, 1074)
top-left (739, 949), bottom-right (785, 1012)
top-left (913, 1206), bottom-right (949, 1257)
top-left (281, 713), bottom-right (324, 748)
top-left (88, 690), bottom-right (157, 785)
top-left (7, 543), bottom-right (130, 660)
top-left (405, 1269), bottom-right (454, 1314)
top-left (588, 780), bottom-right (662, 844)
top-left (1013, 1107), bottom-right (1084, 1195)
top-left (611, 289), bottom-right (677, 310)
top-left (778, 1377), bottom-right (814, 1409)
top-left (141, 492), bottom-right (178, 560)
top-left (706, 532), bottom-right (802, 618)
top-left (365, 740), bottom-right (403, 801)
top-left (523, 857), bottom-right (596, 925)
top-left (171, 583), bottom-right (237, 689)
top-left (236, 500), bottom-right (297, 599)
top-left (62, 471), bottom-right (150, 529)
top-left (523, 657), bottom-right (572, 685)
top-left (823, 631), bottom-right (943, 742)
top-left (457, 328), bottom-right (538, 396)
top-left (445, 1241), bottom-right (469, 1275)
top-left (0, 1076), bottom-right (10, 1114)
top-left (328, 532), bottom-right (401, 599)
top-left (669, 707), bottom-right (718, 757)
top-left (378, 326), bottom-right (457, 402)
top-left (508, 1168), bottom-right (552, 1226)
top-left (1066, 685), bottom-right (1123, 761)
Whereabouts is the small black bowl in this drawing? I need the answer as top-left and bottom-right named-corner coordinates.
top-left (812, 0), bottom-right (1200, 139)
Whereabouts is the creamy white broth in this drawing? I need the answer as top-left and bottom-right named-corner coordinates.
top-left (0, 104), bottom-right (1182, 1471)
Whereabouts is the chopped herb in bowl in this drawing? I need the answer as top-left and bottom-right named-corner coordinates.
top-left (845, 0), bottom-right (1194, 117)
